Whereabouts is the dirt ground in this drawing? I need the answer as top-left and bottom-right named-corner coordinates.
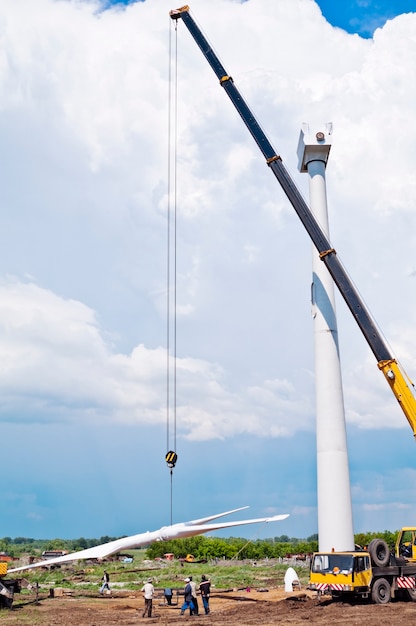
top-left (2, 586), bottom-right (416, 625)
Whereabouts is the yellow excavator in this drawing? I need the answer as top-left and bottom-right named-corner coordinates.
top-left (0, 561), bottom-right (20, 609)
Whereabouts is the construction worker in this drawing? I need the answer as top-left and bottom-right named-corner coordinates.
top-left (199, 574), bottom-right (211, 614)
top-left (180, 578), bottom-right (194, 616)
top-left (141, 577), bottom-right (155, 618)
top-left (189, 576), bottom-right (199, 615)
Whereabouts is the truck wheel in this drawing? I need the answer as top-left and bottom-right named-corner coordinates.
top-left (368, 538), bottom-right (390, 567)
top-left (407, 588), bottom-right (416, 602)
top-left (371, 578), bottom-right (391, 604)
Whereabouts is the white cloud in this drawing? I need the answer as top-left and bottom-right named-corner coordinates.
top-left (0, 277), bottom-right (312, 438)
top-left (0, 0), bottom-right (415, 445)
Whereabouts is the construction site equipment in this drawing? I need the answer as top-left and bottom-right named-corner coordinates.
top-left (309, 540), bottom-right (416, 603)
top-left (0, 562), bottom-right (20, 610)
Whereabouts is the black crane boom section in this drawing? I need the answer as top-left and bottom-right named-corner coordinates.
top-left (171, 5), bottom-right (389, 362)
top-left (169, 6), bottom-right (416, 436)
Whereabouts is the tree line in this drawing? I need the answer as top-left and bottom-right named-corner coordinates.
top-left (0, 536), bottom-right (117, 558)
top-left (0, 530), bottom-right (401, 561)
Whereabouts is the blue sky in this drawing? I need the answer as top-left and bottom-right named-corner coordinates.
top-left (0, 0), bottom-right (416, 545)
top-left (316, 0), bottom-right (416, 37)
top-left (108, 0), bottom-right (416, 37)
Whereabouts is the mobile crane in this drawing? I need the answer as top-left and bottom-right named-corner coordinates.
top-left (169, 6), bottom-right (416, 604)
top-left (308, 526), bottom-right (416, 603)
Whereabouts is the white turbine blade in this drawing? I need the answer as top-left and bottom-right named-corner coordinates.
top-left (182, 506), bottom-right (250, 527)
top-left (8, 509), bottom-right (289, 573)
top-left (8, 531), bottom-right (160, 573)
top-left (163, 514), bottom-right (290, 540)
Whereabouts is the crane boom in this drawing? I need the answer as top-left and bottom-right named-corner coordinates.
top-left (170, 5), bottom-right (416, 436)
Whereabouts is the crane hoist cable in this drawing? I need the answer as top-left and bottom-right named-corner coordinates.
top-left (165, 16), bottom-right (179, 525)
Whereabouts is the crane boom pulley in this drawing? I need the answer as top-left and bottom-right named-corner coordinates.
top-left (170, 5), bottom-right (416, 437)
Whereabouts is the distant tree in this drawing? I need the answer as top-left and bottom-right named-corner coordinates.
top-left (381, 530), bottom-right (398, 549)
top-left (294, 541), bottom-right (315, 554)
top-left (354, 529), bottom-right (398, 551)
top-left (272, 542), bottom-right (292, 558)
top-left (144, 531), bottom-right (402, 562)
top-left (71, 537), bottom-right (88, 550)
top-left (275, 535), bottom-right (290, 543)
top-left (99, 536), bottom-right (116, 545)
top-left (44, 539), bottom-right (68, 551)
top-left (0, 539), bottom-right (13, 556)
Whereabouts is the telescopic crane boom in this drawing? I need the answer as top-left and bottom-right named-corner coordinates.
top-left (170, 5), bottom-right (416, 436)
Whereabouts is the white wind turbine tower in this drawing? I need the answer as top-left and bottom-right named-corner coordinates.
top-left (298, 124), bottom-right (354, 552)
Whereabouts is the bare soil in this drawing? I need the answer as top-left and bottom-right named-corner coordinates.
top-left (2, 586), bottom-right (416, 625)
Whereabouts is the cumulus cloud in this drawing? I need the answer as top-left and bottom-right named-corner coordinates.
top-left (0, 277), bottom-right (312, 438)
top-left (0, 0), bottom-right (415, 446)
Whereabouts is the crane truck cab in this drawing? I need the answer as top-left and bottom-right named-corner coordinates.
top-left (396, 528), bottom-right (416, 561)
top-left (309, 550), bottom-right (372, 598)
top-left (309, 539), bottom-right (416, 604)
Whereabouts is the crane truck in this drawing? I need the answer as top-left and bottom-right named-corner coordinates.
top-left (169, 5), bottom-right (416, 604)
top-left (309, 539), bottom-right (416, 603)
